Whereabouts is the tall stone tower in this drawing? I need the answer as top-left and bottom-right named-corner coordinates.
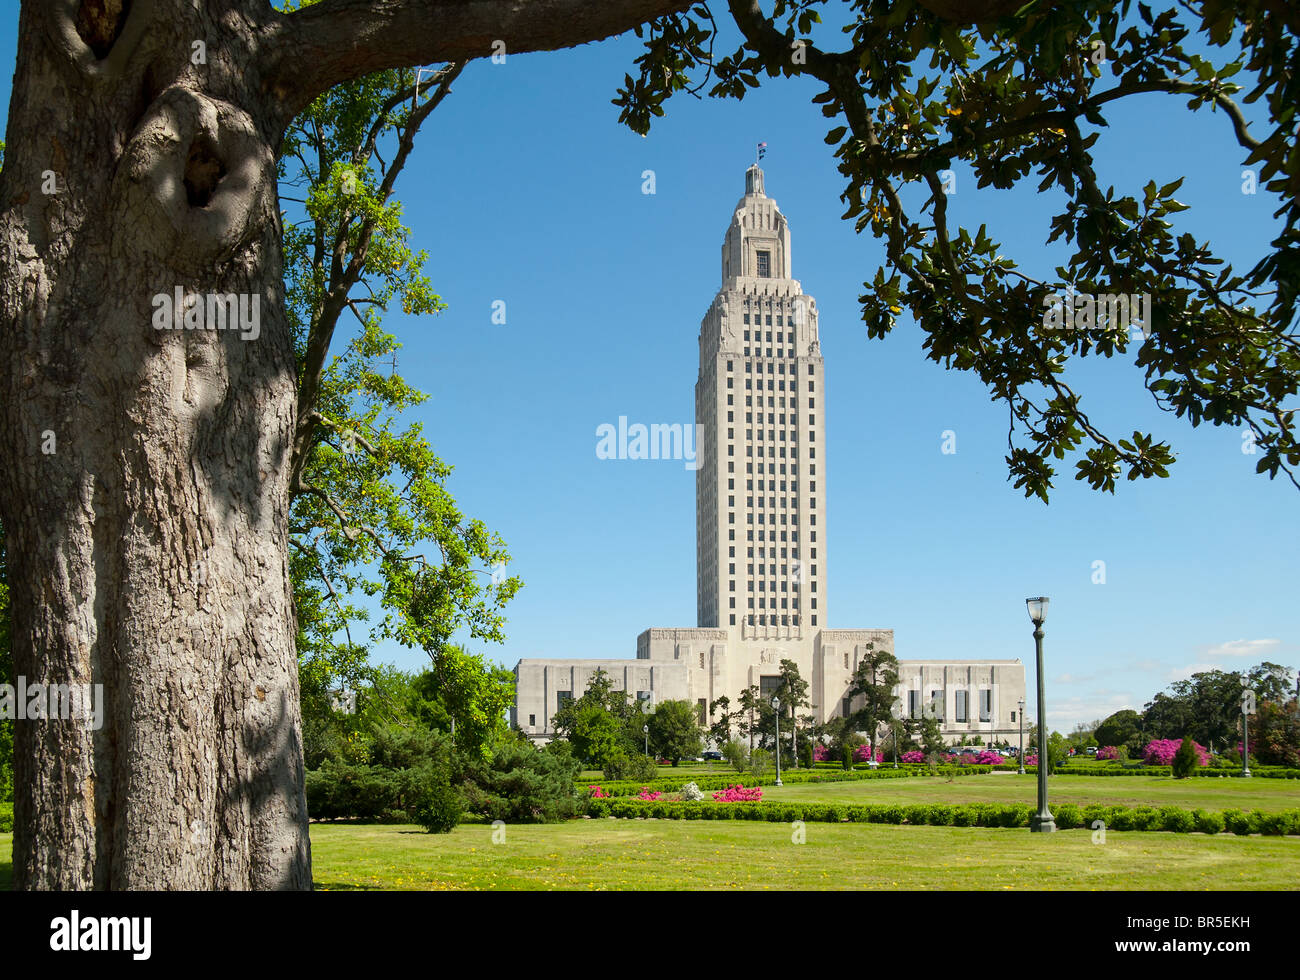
top-left (695, 164), bottom-right (826, 642)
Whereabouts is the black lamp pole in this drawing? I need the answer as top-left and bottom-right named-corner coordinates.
top-left (1027, 597), bottom-right (1056, 833)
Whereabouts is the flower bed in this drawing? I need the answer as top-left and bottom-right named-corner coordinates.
top-left (712, 785), bottom-right (762, 802)
top-left (581, 765), bottom-right (996, 797)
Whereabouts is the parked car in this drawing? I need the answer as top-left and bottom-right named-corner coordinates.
top-left (703, 750), bottom-right (723, 760)
top-left (1086, 746), bottom-right (1098, 756)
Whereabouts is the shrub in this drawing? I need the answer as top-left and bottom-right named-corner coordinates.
top-left (1193, 808), bottom-right (1225, 834)
top-left (603, 751), bottom-right (657, 782)
top-left (722, 739), bottom-right (748, 773)
top-left (713, 784), bottom-right (763, 802)
top-left (1144, 738), bottom-right (1209, 767)
top-left (900, 750), bottom-right (926, 764)
top-left (1160, 806), bottom-right (1195, 833)
top-left (1096, 746), bottom-right (1119, 761)
top-left (748, 748), bottom-right (772, 779)
top-left (1053, 803), bottom-right (1082, 829)
top-left (409, 766), bottom-right (463, 834)
top-left (460, 740), bottom-right (582, 823)
top-left (1222, 809), bottom-right (1256, 836)
top-left (681, 781), bottom-right (704, 802)
top-left (0, 800), bottom-right (12, 833)
top-left (841, 744), bottom-right (854, 771)
top-left (1171, 737), bottom-right (1202, 778)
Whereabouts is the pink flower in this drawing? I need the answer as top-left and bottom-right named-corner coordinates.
top-left (712, 784), bottom-right (763, 802)
top-left (1142, 739), bottom-right (1209, 767)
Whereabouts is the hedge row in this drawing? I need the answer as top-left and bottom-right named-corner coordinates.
top-left (583, 797), bottom-right (1300, 834)
top-left (0, 801), bottom-right (12, 833)
top-left (586, 766), bottom-right (990, 796)
top-left (1026, 765), bottom-right (1300, 778)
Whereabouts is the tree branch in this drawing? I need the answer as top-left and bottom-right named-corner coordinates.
top-left (264, 0), bottom-right (695, 120)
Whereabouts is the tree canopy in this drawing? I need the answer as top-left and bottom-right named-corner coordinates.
top-left (615, 0), bottom-right (1299, 500)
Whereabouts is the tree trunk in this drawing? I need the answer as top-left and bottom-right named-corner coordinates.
top-left (0, 1), bottom-right (308, 889)
top-left (0, 0), bottom-right (695, 891)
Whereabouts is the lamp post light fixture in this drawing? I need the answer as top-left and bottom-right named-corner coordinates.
top-left (643, 723), bottom-right (649, 758)
top-left (892, 720), bottom-right (899, 769)
top-left (1017, 697), bottom-right (1026, 775)
top-left (771, 695), bottom-right (783, 786)
top-left (1025, 597), bottom-right (1056, 833)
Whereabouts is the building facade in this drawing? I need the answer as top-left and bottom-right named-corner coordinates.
top-left (512, 165), bottom-right (1024, 748)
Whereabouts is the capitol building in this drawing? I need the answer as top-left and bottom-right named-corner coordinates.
top-left (511, 165), bottom-right (1024, 748)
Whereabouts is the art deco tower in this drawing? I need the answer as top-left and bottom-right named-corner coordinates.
top-left (695, 165), bottom-right (826, 641)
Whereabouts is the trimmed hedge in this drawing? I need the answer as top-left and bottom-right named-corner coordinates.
top-left (582, 797), bottom-right (1300, 834)
top-left (0, 801), bottom-right (12, 833)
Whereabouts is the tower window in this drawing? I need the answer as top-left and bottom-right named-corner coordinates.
top-left (756, 251), bottom-right (771, 277)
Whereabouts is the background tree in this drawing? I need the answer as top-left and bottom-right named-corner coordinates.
top-left (648, 699), bottom-right (705, 765)
top-left (1094, 708), bottom-right (1143, 753)
top-left (846, 644), bottom-right (901, 759)
top-left (918, 713), bottom-right (946, 757)
top-left (617, 0), bottom-right (1300, 499)
top-left (708, 695), bottom-right (733, 750)
top-left (1251, 698), bottom-right (1300, 767)
top-left (1142, 663), bottom-right (1294, 748)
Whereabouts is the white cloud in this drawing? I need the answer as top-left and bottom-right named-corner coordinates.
top-left (1048, 693), bottom-right (1138, 732)
top-left (1203, 638), bottom-right (1280, 659)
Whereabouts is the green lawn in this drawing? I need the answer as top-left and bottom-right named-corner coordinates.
top-left (5, 820), bottom-right (1297, 890)
top-left (756, 772), bottom-right (1300, 811)
top-left (307, 820), bottom-right (1299, 890)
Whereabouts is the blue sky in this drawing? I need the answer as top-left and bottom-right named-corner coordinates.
top-left (3, 10), bottom-right (1296, 732)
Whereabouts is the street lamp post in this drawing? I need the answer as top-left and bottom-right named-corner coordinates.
top-left (643, 723), bottom-right (649, 758)
top-left (1241, 680), bottom-right (1253, 778)
top-left (1026, 597), bottom-right (1056, 833)
top-left (792, 705), bottom-right (798, 768)
top-left (1017, 697), bottom-right (1026, 775)
top-left (892, 721), bottom-right (899, 769)
top-left (772, 695), bottom-right (784, 786)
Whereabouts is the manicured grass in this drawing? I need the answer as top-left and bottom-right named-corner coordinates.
top-left (759, 772), bottom-right (1300, 811)
top-left (307, 820), bottom-right (1300, 890)
top-left (4, 820), bottom-right (1296, 890)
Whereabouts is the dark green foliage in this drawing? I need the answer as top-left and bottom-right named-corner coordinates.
top-left (0, 800), bottom-right (12, 832)
top-left (1094, 709), bottom-right (1143, 755)
top-left (410, 767), bottom-right (463, 834)
top-left (1161, 806), bottom-right (1196, 833)
top-left (615, 2), bottom-right (1300, 501)
top-left (459, 740), bottom-right (581, 824)
top-left (1172, 736), bottom-right (1200, 778)
top-left (647, 699), bottom-right (705, 765)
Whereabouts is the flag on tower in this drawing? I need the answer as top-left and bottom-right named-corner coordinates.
top-left (757, 141), bottom-right (768, 161)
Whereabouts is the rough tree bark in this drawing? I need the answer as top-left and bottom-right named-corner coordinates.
top-left (0, 0), bottom-right (690, 890)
